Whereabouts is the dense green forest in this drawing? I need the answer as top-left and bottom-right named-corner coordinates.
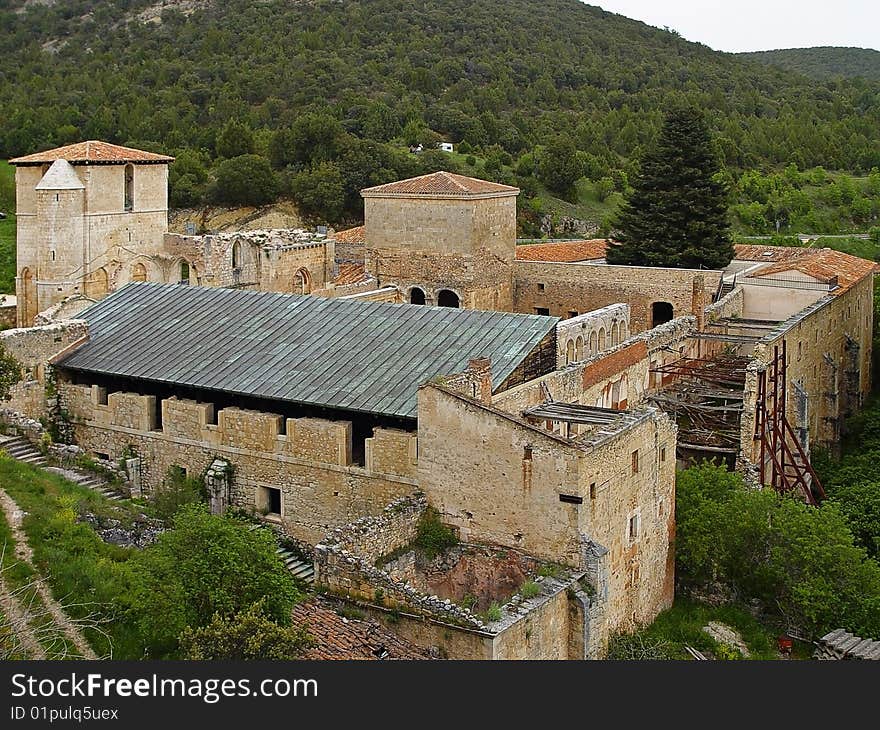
top-left (740, 47), bottom-right (880, 81)
top-left (2, 0), bottom-right (880, 226)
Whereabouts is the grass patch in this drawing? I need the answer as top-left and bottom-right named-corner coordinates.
top-left (414, 506), bottom-right (458, 559)
top-left (614, 598), bottom-right (812, 660)
top-left (518, 580), bottom-right (541, 599)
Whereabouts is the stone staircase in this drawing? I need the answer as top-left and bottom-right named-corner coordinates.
top-left (0, 435), bottom-right (127, 502)
top-left (276, 545), bottom-right (315, 584)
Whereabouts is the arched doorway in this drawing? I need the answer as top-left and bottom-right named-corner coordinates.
top-left (232, 241), bottom-right (242, 269)
top-left (294, 268), bottom-right (312, 294)
top-left (437, 289), bottom-right (460, 308)
top-left (566, 340), bottom-right (575, 364)
top-left (179, 260), bottom-right (191, 284)
top-left (651, 302), bottom-right (674, 328)
top-left (131, 263), bottom-right (147, 282)
top-left (84, 267), bottom-right (109, 299)
top-left (575, 336), bottom-right (584, 360)
top-left (589, 330), bottom-right (598, 354)
top-left (409, 287), bottom-right (426, 305)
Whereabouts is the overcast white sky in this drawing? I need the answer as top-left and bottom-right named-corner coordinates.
top-left (589, 1), bottom-right (878, 53)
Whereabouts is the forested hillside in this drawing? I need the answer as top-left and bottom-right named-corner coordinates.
top-left (2, 0), bottom-right (879, 225)
top-left (740, 47), bottom-right (880, 81)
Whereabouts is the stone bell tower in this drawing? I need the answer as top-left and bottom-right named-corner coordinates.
top-left (10, 141), bottom-right (173, 326)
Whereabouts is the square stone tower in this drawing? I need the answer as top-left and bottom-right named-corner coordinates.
top-left (10, 141), bottom-right (173, 326)
top-left (362, 171), bottom-right (519, 310)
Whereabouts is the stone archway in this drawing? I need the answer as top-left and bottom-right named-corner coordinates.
top-left (409, 287), bottom-right (426, 305)
top-left (437, 289), bottom-right (460, 308)
top-left (84, 267), bottom-right (109, 299)
top-left (294, 268), bottom-right (312, 295)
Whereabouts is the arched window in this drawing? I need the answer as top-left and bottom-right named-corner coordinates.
top-left (575, 336), bottom-right (584, 361)
top-left (131, 263), bottom-right (147, 282)
top-left (409, 287), bottom-right (426, 305)
top-left (179, 260), bottom-right (190, 284)
top-left (566, 340), bottom-right (575, 364)
top-left (232, 241), bottom-right (242, 269)
top-left (620, 321), bottom-right (628, 341)
top-left (651, 302), bottom-right (674, 328)
top-left (611, 323), bottom-right (619, 347)
top-left (294, 268), bottom-right (311, 295)
top-left (589, 330), bottom-right (598, 354)
top-left (124, 164), bottom-right (134, 212)
top-left (598, 327), bottom-right (606, 351)
top-left (437, 289), bottom-right (460, 308)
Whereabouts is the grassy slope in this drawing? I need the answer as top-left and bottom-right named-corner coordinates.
top-left (0, 453), bottom-right (143, 658)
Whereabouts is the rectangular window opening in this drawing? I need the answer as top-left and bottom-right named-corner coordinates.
top-left (631, 449), bottom-right (639, 474)
top-left (559, 494), bottom-right (583, 504)
top-left (535, 307), bottom-right (550, 316)
top-left (258, 486), bottom-right (282, 517)
top-left (589, 482), bottom-right (596, 499)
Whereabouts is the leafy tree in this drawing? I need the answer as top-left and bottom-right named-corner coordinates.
top-left (179, 599), bottom-right (312, 660)
top-left (126, 505), bottom-right (300, 657)
top-left (595, 177), bottom-right (615, 202)
top-left (0, 345), bottom-right (21, 400)
top-left (215, 120), bottom-right (255, 160)
top-left (676, 462), bottom-right (880, 638)
top-left (210, 154), bottom-right (278, 207)
top-left (168, 149), bottom-right (209, 208)
top-left (270, 113), bottom-right (344, 169)
top-left (289, 162), bottom-right (346, 222)
top-left (607, 105), bottom-right (734, 269)
top-left (536, 135), bottom-right (583, 200)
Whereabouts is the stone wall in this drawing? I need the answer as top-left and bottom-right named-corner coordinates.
top-left (60, 384), bottom-right (417, 544)
top-left (364, 194), bottom-right (517, 311)
top-left (493, 316), bottom-right (697, 418)
top-left (514, 261), bottom-right (720, 333)
top-left (556, 303), bottom-right (630, 367)
top-left (0, 320), bottom-right (89, 419)
top-left (161, 230), bottom-right (333, 293)
top-left (740, 275), bottom-right (874, 460)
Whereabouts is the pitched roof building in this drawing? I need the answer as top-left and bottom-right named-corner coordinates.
top-left (10, 140), bottom-right (174, 166)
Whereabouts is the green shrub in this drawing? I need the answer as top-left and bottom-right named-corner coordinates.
top-left (414, 506), bottom-right (458, 559)
top-left (152, 466), bottom-right (206, 522)
top-left (486, 602), bottom-right (502, 622)
top-left (519, 580), bottom-right (541, 599)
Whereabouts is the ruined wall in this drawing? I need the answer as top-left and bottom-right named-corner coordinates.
top-left (0, 320), bottom-right (89, 419)
top-left (514, 262), bottom-right (720, 333)
top-left (740, 276), bottom-right (874, 460)
top-left (493, 316), bottom-right (697, 418)
top-left (556, 304), bottom-right (630, 367)
top-left (161, 231), bottom-right (332, 293)
top-left (60, 385), bottom-right (417, 544)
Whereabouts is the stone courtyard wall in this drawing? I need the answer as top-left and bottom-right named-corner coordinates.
top-left (59, 384), bottom-right (417, 544)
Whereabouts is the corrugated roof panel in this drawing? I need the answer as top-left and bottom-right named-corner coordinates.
top-left (61, 283), bottom-right (558, 419)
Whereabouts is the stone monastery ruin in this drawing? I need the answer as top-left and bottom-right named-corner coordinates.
top-left (2, 141), bottom-right (876, 658)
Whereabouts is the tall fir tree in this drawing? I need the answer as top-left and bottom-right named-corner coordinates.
top-left (606, 105), bottom-right (734, 269)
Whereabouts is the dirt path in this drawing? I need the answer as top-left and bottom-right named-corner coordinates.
top-left (0, 487), bottom-right (97, 659)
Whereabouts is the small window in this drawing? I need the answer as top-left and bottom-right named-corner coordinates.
top-left (537, 283), bottom-right (545, 292)
top-left (628, 513), bottom-right (640, 543)
top-left (559, 494), bottom-right (583, 504)
top-left (523, 446), bottom-right (533, 461)
top-left (124, 164), bottom-right (134, 212)
top-left (589, 482), bottom-right (596, 500)
top-left (660, 446), bottom-right (666, 462)
top-left (631, 450), bottom-right (639, 474)
top-left (535, 307), bottom-right (550, 316)
top-left (568, 310), bottom-right (578, 318)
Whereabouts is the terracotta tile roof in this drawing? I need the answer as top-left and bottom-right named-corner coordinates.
top-left (362, 171), bottom-right (518, 197)
top-left (733, 243), bottom-right (814, 264)
top-left (291, 599), bottom-right (433, 660)
top-left (333, 225), bottom-right (365, 244)
top-left (751, 248), bottom-right (878, 295)
top-left (333, 263), bottom-right (370, 286)
top-left (10, 140), bottom-right (174, 166)
top-left (515, 239), bottom-right (608, 262)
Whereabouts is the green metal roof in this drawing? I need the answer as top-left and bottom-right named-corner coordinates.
top-left (59, 283), bottom-right (558, 420)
